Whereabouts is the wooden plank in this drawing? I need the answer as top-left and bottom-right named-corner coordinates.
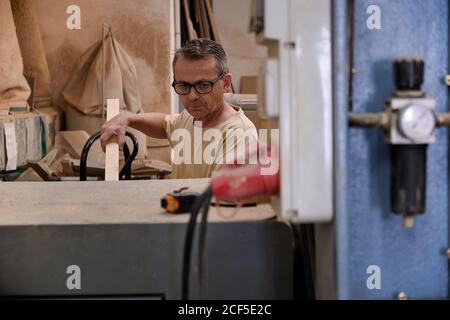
top-left (193, 0), bottom-right (202, 37)
top-left (203, 0), bottom-right (234, 91)
top-left (183, 0), bottom-right (197, 40)
top-left (104, 99), bottom-right (120, 181)
top-left (198, 0), bottom-right (211, 39)
top-left (205, 0), bottom-right (220, 43)
top-left (194, 0), bottom-right (209, 38)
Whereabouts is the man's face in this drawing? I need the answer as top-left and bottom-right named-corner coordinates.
top-left (173, 56), bottom-right (232, 120)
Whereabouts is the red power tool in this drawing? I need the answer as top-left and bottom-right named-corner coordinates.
top-left (210, 146), bottom-right (280, 202)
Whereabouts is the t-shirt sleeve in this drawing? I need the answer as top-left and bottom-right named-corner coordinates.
top-left (163, 112), bottom-right (183, 146)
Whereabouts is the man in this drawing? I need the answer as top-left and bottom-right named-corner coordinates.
top-left (100, 38), bottom-right (257, 179)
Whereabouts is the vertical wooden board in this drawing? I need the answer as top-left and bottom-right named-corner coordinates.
top-left (183, 0), bottom-right (197, 40)
top-left (199, 0), bottom-right (211, 39)
top-left (205, 0), bottom-right (220, 43)
top-left (104, 99), bottom-right (120, 181)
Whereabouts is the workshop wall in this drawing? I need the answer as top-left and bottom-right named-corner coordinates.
top-left (34, 0), bottom-right (171, 115)
top-left (213, 0), bottom-right (267, 93)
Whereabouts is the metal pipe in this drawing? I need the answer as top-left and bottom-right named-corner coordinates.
top-left (333, 0), bottom-right (350, 300)
top-left (435, 113), bottom-right (450, 127)
top-left (348, 112), bottom-right (389, 129)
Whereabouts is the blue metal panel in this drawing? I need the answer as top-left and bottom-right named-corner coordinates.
top-left (333, 0), bottom-right (350, 300)
top-left (347, 0), bottom-right (448, 299)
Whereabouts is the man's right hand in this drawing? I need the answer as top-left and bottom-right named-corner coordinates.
top-left (100, 111), bottom-right (130, 152)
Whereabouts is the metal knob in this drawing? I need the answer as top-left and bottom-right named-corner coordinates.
top-left (394, 57), bottom-right (424, 91)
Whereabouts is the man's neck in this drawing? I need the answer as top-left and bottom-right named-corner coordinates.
top-left (195, 102), bottom-right (237, 127)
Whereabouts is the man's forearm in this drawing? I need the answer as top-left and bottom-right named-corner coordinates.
top-left (126, 111), bottom-right (168, 139)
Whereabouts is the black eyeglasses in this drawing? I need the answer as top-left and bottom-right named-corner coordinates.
top-left (172, 73), bottom-right (225, 95)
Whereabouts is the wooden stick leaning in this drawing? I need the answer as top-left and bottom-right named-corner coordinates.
top-left (183, 0), bottom-right (197, 41)
top-left (105, 99), bottom-right (120, 181)
top-left (205, 0), bottom-right (220, 43)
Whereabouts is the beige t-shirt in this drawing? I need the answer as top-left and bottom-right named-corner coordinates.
top-left (163, 106), bottom-right (257, 179)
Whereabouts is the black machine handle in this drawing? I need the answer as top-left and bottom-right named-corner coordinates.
top-left (80, 131), bottom-right (139, 181)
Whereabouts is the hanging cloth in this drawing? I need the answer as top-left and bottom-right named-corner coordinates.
top-left (63, 29), bottom-right (142, 115)
top-left (0, 0), bottom-right (31, 110)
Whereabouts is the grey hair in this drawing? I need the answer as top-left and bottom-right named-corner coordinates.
top-left (172, 38), bottom-right (229, 76)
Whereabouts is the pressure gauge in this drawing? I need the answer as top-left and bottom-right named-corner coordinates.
top-left (398, 104), bottom-right (436, 141)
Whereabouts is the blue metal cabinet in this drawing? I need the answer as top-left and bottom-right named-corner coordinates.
top-left (341, 0), bottom-right (449, 299)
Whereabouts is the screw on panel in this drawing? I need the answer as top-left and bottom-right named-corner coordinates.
top-left (403, 216), bottom-right (414, 228)
top-left (445, 75), bottom-right (450, 86)
top-left (446, 248), bottom-right (450, 259)
top-left (397, 292), bottom-right (407, 300)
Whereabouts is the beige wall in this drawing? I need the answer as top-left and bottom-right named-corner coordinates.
top-left (34, 0), bottom-right (171, 114)
top-left (34, 0), bottom-right (266, 110)
top-left (213, 0), bottom-right (267, 92)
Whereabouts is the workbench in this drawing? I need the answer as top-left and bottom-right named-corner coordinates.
top-left (0, 179), bottom-right (293, 299)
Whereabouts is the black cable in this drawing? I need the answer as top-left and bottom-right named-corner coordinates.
top-left (80, 131), bottom-right (138, 181)
top-left (80, 132), bottom-right (101, 181)
top-left (305, 224), bottom-right (316, 287)
top-left (291, 223), bottom-right (316, 300)
top-left (181, 196), bottom-right (202, 300)
top-left (181, 186), bottom-right (212, 300)
top-left (198, 191), bottom-right (212, 300)
top-left (209, 202), bottom-right (256, 207)
top-left (119, 131), bottom-right (139, 180)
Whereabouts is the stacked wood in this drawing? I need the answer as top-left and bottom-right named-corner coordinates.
top-left (0, 107), bottom-right (62, 172)
top-left (181, 0), bottom-right (220, 43)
